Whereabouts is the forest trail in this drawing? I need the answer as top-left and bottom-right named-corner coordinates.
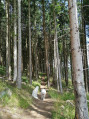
top-left (29, 93), bottom-right (54, 119)
top-left (0, 85), bottom-right (54, 119)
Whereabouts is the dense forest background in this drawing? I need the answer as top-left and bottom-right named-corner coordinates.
top-left (0, 0), bottom-right (89, 119)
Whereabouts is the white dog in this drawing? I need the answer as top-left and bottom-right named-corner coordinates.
top-left (41, 89), bottom-right (46, 100)
top-left (32, 86), bottom-right (39, 99)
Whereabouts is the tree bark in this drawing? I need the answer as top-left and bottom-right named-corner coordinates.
top-left (68, 0), bottom-right (89, 118)
top-left (28, 0), bottom-right (32, 85)
top-left (81, 0), bottom-right (88, 92)
top-left (54, 17), bottom-right (62, 93)
top-left (70, 52), bottom-right (73, 84)
top-left (17, 0), bottom-right (22, 89)
top-left (13, 0), bottom-right (17, 82)
top-left (82, 21), bottom-right (88, 92)
top-left (8, 0), bottom-right (11, 80)
top-left (6, 0), bottom-right (9, 79)
top-left (53, 0), bottom-right (62, 92)
top-left (42, 0), bottom-right (50, 87)
top-left (34, 1), bottom-right (38, 80)
top-left (0, 0), bottom-right (2, 66)
top-left (63, 37), bottom-right (68, 86)
top-left (35, 40), bottom-right (38, 80)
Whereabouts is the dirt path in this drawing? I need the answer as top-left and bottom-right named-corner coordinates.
top-left (29, 93), bottom-right (54, 119)
top-left (0, 89), bottom-right (54, 119)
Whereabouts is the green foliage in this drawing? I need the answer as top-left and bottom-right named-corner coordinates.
top-left (1, 94), bottom-right (10, 106)
top-left (8, 89), bottom-right (32, 109)
top-left (48, 88), bottom-right (59, 99)
top-left (0, 81), bottom-right (32, 109)
top-left (38, 72), bottom-right (46, 76)
top-left (83, 0), bottom-right (89, 22)
top-left (0, 80), bottom-right (7, 92)
top-left (87, 94), bottom-right (89, 110)
top-left (55, 3), bottom-right (61, 15)
top-left (60, 92), bottom-right (74, 101)
top-left (48, 88), bottom-right (75, 119)
top-left (0, 1), bottom-right (5, 16)
top-left (0, 66), bottom-right (5, 76)
top-left (62, 79), bottom-right (73, 89)
top-left (32, 81), bottom-right (41, 87)
top-left (16, 95), bottom-right (30, 108)
top-left (38, 72), bottom-right (47, 83)
top-left (22, 76), bottom-right (28, 83)
top-left (52, 101), bottom-right (75, 119)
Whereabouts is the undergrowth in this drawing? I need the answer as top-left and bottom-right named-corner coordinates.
top-left (0, 79), bottom-right (40, 109)
top-left (48, 88), bottom-right (75, 119)
top-left (48, 79), bottom-right (75, 119)
top-left (0, 66), bottom-right (5, 76)
top-left (48, 79), bottom-right (89, 119)
top-left (0, 66), bottom-right (41, 109)
top-left (0, 80), bottom-right (33, 108)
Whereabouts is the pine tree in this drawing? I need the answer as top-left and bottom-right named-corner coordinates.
top-left (28, 0), bottom-right (32, 85)
top-left (17, 0), bottom-right (22, 89)
top-left (68, 0), bottom-right (89, 118)
top-left (13, 0), bottom-right (17, 82)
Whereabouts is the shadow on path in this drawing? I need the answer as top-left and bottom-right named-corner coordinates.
top-left (29, 93), bottom-right (54, 119)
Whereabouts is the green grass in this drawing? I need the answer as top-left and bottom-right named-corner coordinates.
top-left (0, 80), bottom-right (33, 109)
top-left (60, 92), bottom-right (74, 101)
top-left (0, 65), bottom-right (41, 109)
top-left (52, 102), bottom-right (75, 119)
top-left (0, 77), bottom-right (42, 109)
top-left (48, 79), bottom-right (75, 119)
top-left (49, 84), bottom-right (89, 119)
top-left (48, 88), bottom-right (60, 99)
top-left (48, 88), bottom-right (75, 119)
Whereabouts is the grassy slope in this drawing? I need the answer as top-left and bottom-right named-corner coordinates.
top-left (0, 66), bottom-right (89, 119)
top-left (0, 66), bottom-right (41, 109)
top-left (48, 80), bottom-right (89, 119)
top-left (48, 80), bottom-right (75, 119)
top-left (0, 80), bottom-right (33, 108)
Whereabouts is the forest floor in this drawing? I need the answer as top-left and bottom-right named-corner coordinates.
top-left (0, 93), bottom-right (54, 119)
top-left (0, 80), bottom-right (54, 119)
top-left (0, 66), bottom-right (80, 119)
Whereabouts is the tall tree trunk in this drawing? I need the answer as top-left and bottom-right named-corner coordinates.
top-left (54, 15), bottom-right (62, 93)
top-left (53, 0), bottom-right (62, 92)
top-left (13, 0), bottom-right (17, 82)
top-left (58, 51), bottom-right (63, 93)
top-left (17, 0), bottom-right (22, 89)
top-left (70, 52), bottom-right (73, 84)
top-left (6, 0), bottom-right (9, 79)
top-left (82, 21), bottom-right (88, 92)
top-left (42, 0), bottom-right (49, 87)
top-left (33, 1), bottom-right (38, 80)
top-left (28, 0), bottom-right (32, 85)
top-left (56, 40), bottom-right (62, 93)
top-left (68, 0), bottom-right (89, 118)
top-left (8, 1), bottom-right (11, 80)
top-left (35, 40), bottom-right (38, 80)
top-left (0, 0), bottom-right (2, 66)
top-left (65, 47), bottom-right (68, 86)
top-left (63, 38), bottom-right (68, 86)
top-left (81, 0), bottom-right (88, 92)
top-left (56, 36), bottom-right (62, 93)
top-left (53, 0), bottom-right (58, 86)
